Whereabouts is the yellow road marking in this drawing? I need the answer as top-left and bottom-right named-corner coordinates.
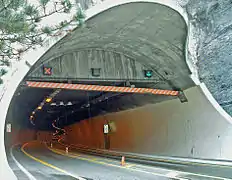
top-left (21, 143), bottom-right (85, 180)
top-left (49, 147), bottom-right (124, 168)
top-left (125, 164), bottom-right (135, 168)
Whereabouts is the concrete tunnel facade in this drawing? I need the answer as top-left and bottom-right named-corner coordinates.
top-left (1, 0), bottom-right (232, 178)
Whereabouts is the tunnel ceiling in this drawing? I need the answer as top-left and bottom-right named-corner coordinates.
top-left (8, 2), bottom-right (195, 130)
top-left (28, 2), bottom-right (194, 90)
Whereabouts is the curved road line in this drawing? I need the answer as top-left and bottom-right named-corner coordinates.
top-left (21, 142), bottom-right (86, 180)
top-left (10, 145), bottom-right (36, 180)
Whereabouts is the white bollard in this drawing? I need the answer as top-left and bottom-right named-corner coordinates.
top-left (66, 147), bottom-right (69, 154)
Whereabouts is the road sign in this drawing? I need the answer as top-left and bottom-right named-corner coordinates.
top-left (6, 123), bottom-right (11, 132)
top-left (104, 124), bottom-right (109, 134)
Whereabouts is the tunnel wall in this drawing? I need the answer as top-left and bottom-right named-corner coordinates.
top-left (65, 85), bottom-right (232, 160)
top-left (36, 131), bottom-right (53, 142)
top-left (4, 129), bottom-right (36, 149)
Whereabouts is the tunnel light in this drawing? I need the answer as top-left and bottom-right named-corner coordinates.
top-left (37, 106), bottom-right (42, 110)
top-left (32, 111), bottom-right (35, 115)
top-left (30, 116), bottom-right (34, 120)
top-left (60, 101), bottom-right (64, 106)
top-left (67, 102), bottom-right (72, 106)
top-left (131, 84), bottom-right (135, 88)
top-left (46, 97), bottom-right (52, 103)
top-left (144, 70), bottom-right (153, 78)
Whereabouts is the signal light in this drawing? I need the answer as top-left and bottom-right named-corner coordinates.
top-left (91, 68), bottom-right (101, 77)
top-left (43, 66), bottom-right (52, 75)
top-left (144, 70), bottom-right (153, 78)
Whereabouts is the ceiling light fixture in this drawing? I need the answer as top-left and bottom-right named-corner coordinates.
top-left (60, 101), bottom-right (64, 106)
top-left (46, 97), bottom-right (52, 103)
top-left (67, 102), bottom-right (72, 106)
top-left (37, 106), bottom-right (42, 110)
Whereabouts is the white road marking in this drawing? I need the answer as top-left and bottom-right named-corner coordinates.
top-left (22, 142), bottom-right (86, 180)
top-left (166, 171), bottom-right (179, 178)
top-left (10, 145), bottom-right (37, 180)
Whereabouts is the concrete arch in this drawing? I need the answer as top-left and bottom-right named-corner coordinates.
top-left (26, 1), bottom-right (193, 92)
top-left (1, 0), bottom-right (232, 178)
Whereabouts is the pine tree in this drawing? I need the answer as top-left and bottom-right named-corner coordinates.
top-left (0, 0), bottom-right (85, 84)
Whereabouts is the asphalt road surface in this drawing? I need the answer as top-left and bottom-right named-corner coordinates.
top-left (8, 141), bottom-right (232, 180)
top-left (8, 142), bottom-right (173, 180)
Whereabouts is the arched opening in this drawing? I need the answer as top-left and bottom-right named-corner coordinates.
top-left (2, 1), bottom-right (232, 179)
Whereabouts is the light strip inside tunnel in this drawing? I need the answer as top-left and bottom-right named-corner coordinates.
top-left (26, 81), bottom-right (179, 96)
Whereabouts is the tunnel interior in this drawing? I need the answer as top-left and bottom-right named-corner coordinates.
top-left (8, 82), bottom-right (177, 131)
top-left (4, 2), bottom-right (195, 151)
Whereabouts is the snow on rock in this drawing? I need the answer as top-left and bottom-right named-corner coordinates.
top-left (184, 0), bottom-right (232, 115)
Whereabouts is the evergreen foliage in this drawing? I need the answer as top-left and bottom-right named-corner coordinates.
top-left (0, 0), bottom-right (85, 84)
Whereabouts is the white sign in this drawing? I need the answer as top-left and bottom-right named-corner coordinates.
top-left (104, 124), bottom-right (109, 134)
top-left (6, 123), bottom-right (11, 132)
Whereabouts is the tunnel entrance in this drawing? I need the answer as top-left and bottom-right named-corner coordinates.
top-left (2, 2), bottom-right (232, 180)
top-left (4, 0), bottom-right (195, 157)
top-left (3, 2), bottom-right (210, 179)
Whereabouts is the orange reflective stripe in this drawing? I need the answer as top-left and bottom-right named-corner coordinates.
top-left (25, 81), bottom-right (179, 96)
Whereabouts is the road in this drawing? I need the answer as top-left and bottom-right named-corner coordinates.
top-left (8, 142), bottom-right (175, 180)
top-left (8, 141), bottom-right (232, 180)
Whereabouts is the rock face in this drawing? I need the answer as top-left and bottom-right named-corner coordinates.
top-left (79, 0), bottom-right (232, 116)
top-left (183, 0), bottom-right (232, 115)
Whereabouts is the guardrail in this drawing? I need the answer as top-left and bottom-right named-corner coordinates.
top-left (56, 141), bottom-right (232, 168)
top-left (48, 141), bottom-right (232, 179)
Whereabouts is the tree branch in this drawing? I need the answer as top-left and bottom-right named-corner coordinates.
top-left (0, 0), bottom-right (14, 13)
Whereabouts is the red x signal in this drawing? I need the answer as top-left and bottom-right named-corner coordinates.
top-left (43, 67), bottom-right (52, 75)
